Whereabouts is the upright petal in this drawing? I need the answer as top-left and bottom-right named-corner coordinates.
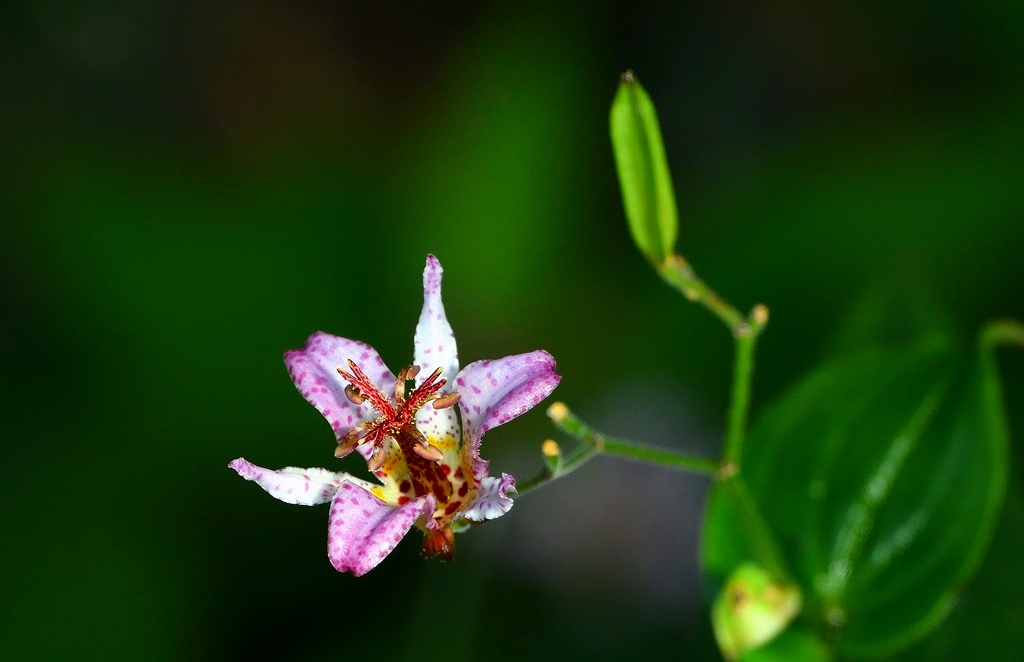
top-left (229, 458), bottom-right (361, 506)
top-left (413, 255), bottom-right (460, 381)
top-left (413, 255), bottom-right (460, 441)
top-left (285, 332), bottom-right (397, 444)
top-left (327, 482), bottom-right (436, 576)
top-left (456, 350), bottom-right (561, 437)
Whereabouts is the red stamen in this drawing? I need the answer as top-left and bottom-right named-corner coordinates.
top-left (404, 366), bottom-right (446, 414)
top-left (337, 360), bottom-right (395, 418)
top-left (336, 359), bottom-right (467, 512)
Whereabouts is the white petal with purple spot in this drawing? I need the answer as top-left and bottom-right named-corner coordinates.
top-left (229, 458), bottom-right (362, 506)
top-left (413, 255), bottom-right (461, 441)
top-left (461, 472), bottom-right (516, 522)
top-left (285, 332), bottom-right (397, 445)
top-left (327, 482), bottom-right (436, 576)
top-left (456, 350), bottom-right (560, 477)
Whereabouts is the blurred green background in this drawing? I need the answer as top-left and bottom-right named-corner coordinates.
top-left (2, 1), bottom-right (1022, 660)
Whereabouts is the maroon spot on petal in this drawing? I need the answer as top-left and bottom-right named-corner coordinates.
top-left (458, 482), bottom-right (469, 497)
top-left (453, 467), bottom-right (464, 479)
top-left (444, 500), bottom-right (462, 515)
top-left (399, 480), bottom-right (411, 493)
top-left (440, 465), bottom-right (451, 476)
top-left (398, 496), bottom-right (410, 505)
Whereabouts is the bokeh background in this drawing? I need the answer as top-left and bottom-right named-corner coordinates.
top-left (3, 1), bottom-right (1023, 659)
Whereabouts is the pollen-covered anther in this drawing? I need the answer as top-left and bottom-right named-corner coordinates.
top-left (413, 442), bottom-right (444, 463)
top-left (432, 391), bottom-right (461, 409)
top-left (396, 364), bottom-right (421, 383)
top-left (344, 384), bottom-right (366, 405)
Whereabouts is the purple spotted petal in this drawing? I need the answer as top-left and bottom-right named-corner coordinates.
top-left (229, 458), bottom-right (347, 506)
top-left (461, 473), bottom-right (516, 522)
top-left (285, 331), bottom-right (397, 444)
top-left (456, 350), bottom-right (560, 435)
top-left (413, 255), bottom-right (461, 441)
top-left (327, 482), bottom-right (436, 576)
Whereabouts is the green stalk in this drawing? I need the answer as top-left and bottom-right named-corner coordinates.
top-left (516, 403), bottom-right (718, 498)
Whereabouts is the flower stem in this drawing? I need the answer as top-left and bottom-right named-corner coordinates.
top-left (516, 402), bottom-right (719, 498)
top-left (658, 254), bottom-right (746, 332)
top-left (513, 436), bottom-right (596, 496)
top-left (724, 306), bottom-right (768, 466)
top-left (657, 253), bottom-right (768, 466)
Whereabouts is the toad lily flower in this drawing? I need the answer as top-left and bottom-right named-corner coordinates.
top-left (229, 255), bottom-right (560, 575)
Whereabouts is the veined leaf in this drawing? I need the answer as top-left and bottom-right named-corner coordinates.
top-left (702, 332), bottom-right (1011, 657)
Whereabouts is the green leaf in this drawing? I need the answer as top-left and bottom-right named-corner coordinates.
top-left (609, 70), bottom-right (678, 265)
top-left (892, 471), bottom-right (1024, 661)
top-left (701, 332), bottom-right (1011, 657)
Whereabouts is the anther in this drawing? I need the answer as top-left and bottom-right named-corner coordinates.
top-left (366, 448), bottom-right (387, 472)
top-left (334, 433), bottom-right (360, 458)
top-left (413, 443), bottom-right (444, 463)
top-left (396, 365), bottom-right (418, 383)
top-left (344, 384), bottom-right (366, 405)
top-left (432, 392), bottom-right (461, 409)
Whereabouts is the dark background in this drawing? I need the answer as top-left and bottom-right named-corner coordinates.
top-left (2, 1), bottom-right (1022, 659)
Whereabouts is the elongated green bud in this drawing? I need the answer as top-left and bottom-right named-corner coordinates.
top-left (609, 70), bottom-right (679, 265)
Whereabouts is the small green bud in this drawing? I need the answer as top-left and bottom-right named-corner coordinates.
top-left (541, 439), bottom-right (562, 473)
top-left (712, 563), bottom-right (802, 660)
